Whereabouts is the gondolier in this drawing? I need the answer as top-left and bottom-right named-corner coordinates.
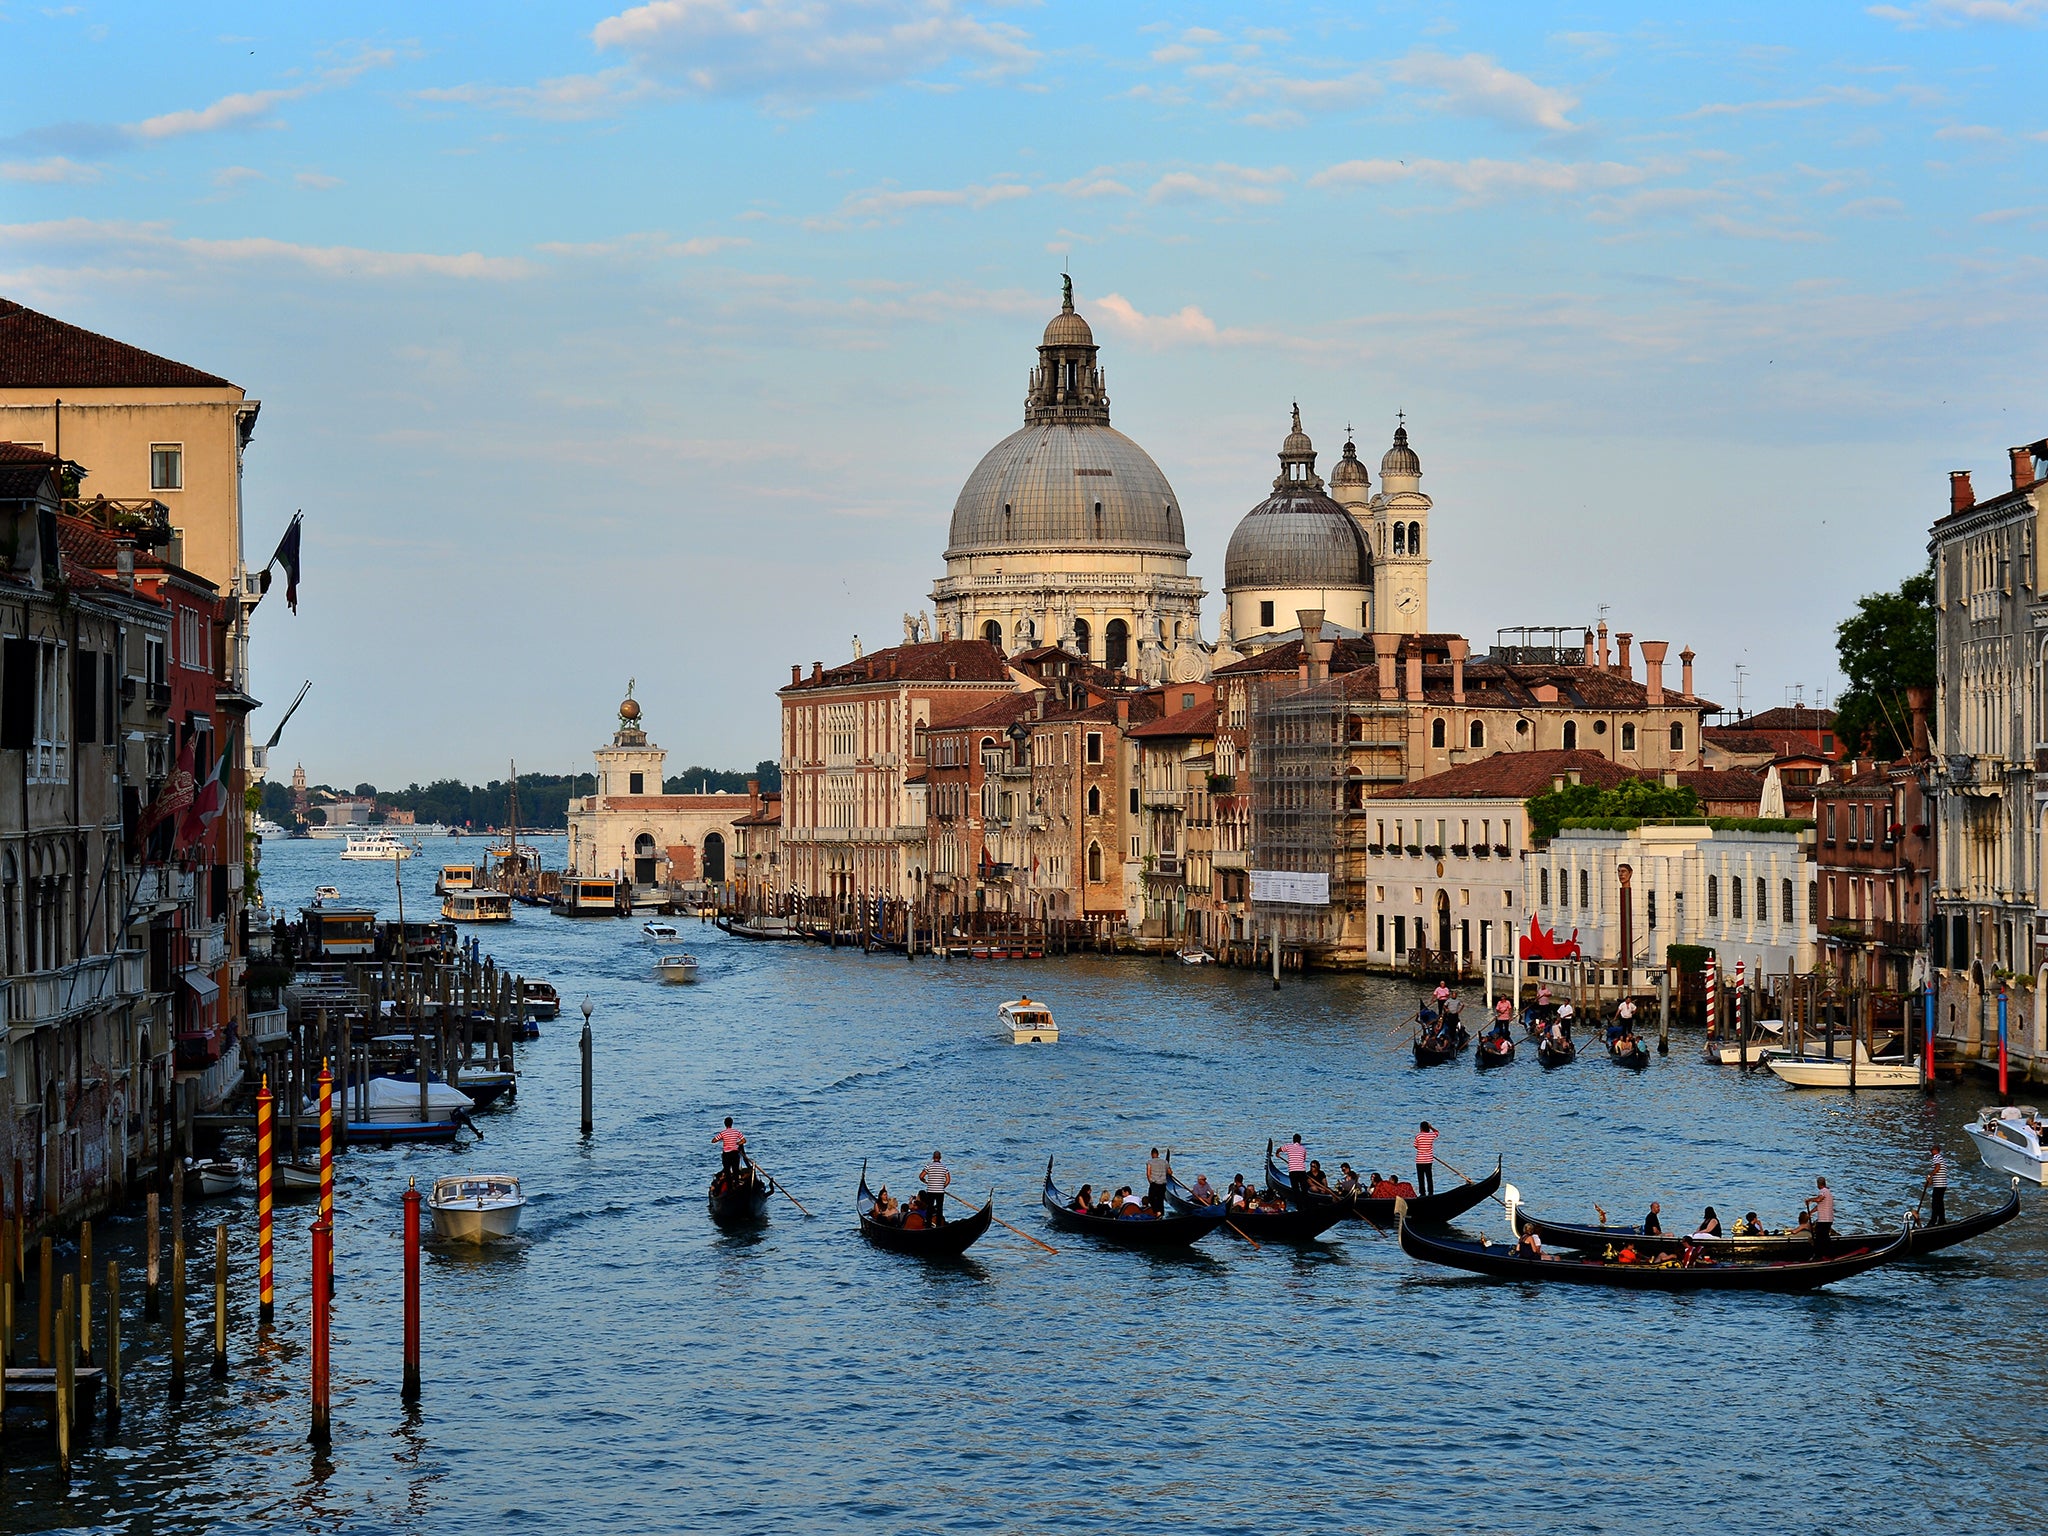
top-left (1282, 1134), bottom-right (1309, 1189)
top-left (1414, 1122), bottom-right (1439, 1197)
top-left (919, 1149), bottom-right (952, 1222)
top-left (1803, 1176), bottom-right (1836, 1241)
top-left (1146, 1147), bottom-right (1170, 1208)
top-left (1925, 1145), bottom-right (1947, 1224)
top-left (714, 1117), bottom-right (746, 1177)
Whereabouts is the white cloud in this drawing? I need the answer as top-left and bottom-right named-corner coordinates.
top-left (536, 231), bottom-right (753, 258)
top-left (212, 165), bottom-right (266, 191)
top-left (1146, 163), bottom-right (1292, 206)
top-left (0, 156), bottom-right (101, 184)
top-left (1975, 204), bottom-right (2047, 222)
top-left (589, 0), bottom-right (1036, 101)
top-left (1393, 51), bottom-right (1579, 132)
top-left (1689, 87), bottom-right (1885, 118)
top-left (1869, 0), bottom-right (2046, 26)
top-left (295, 170), bottom-right (344, 190)
top-left (1311, 156), bottom-right (1652, 201)
top-left (133, 88), bottom-right (304, 141)
top-left (1092, 293), bottom-right (1221, 347)
top-left (416, 69), bottom-right (651, 122)
top-left (0, 219), bottom-right (533, 279)
top-left (813, 178), bottom-right (1030, 226)
top-left (1047, 171), bottom-right (1134, 200)
top-left (1935, 123), bottom-right (2004, 141)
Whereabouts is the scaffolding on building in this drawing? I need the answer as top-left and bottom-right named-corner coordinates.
top-left (1248, 675), bottom-right (1350, 954)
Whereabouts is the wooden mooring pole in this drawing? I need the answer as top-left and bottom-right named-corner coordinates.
top-left (77, 1219), bottom-right (91, 1365)
top-left (211, 1223), bottom-right (228, 1380)
top-left (55, 1275), bottom-right (72, 1479)
top-left (257, 1074), bottom-right (275, 1324)
top-left (105, 1260), bottom-right (121, 1423)
top-left (402, 1179), bottom-right (421, 1404)
top-left (310, 1216), bottom-right (332, 1448)
top-left (169, 1222), bottom-right (186, 1403)
top-left (145, 1191), bottom-right (160, 1321)
top-left (39, 1236), bottom-right (53, 1366)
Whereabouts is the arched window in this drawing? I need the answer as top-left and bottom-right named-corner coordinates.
top-left (1393, 523), bottom-right (1406, 555)
top-left (982, 619), bottom-right (1003, 649)
top-left (1782, 879), bottom-right (1794, 923)
top-left (1539, 868), bottom-right (1550, 906)
top-left (1087, 842), bottom-right (1103, 883)
top-left (1468, 720), bottom-right (1485, 749)
top-left (1073, 618), bottom-right (1091, 657)
top-left (1579, 868), bottom-right (1590, 907)
top-left (1563, 721), bottom-right (1578, 750)
top-left (913, 723), bottom-right (927, 759)
top-left (1094, 502), bottom-right (1104, 538)
top-left (1669, 721), bottom-right (1684, 751)
top-left (1621, 722), bottom-right (1636, 751)
top-left (1105, 619), bottom-right (1129, 671)
top-left (1408, 522), bottom-right (1421, 554)
top-left (1087, 785), bottom-right (1101, 816)
top-left (1431, 717), bottom-right (1446, 748)
top-left (1756, 877), bottom-right (1768, 921)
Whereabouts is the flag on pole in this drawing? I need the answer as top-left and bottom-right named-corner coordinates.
top-left (137, 728), bottom-right (198, 858)
top-left (177, 727), bottom-right (235, 850)
top-left (258, 514), bottom-right (303, 612)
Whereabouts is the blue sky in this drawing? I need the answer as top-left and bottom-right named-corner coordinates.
top-left (4, 1), bottom-right (2044, 784)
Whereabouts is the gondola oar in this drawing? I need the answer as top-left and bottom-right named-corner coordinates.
top-left (1433, 1155), bottom-right (1508, 1210)
top-left (990, 1212), bottom-right (1058, 1254)
top-left (1224, 1218), bottom-right (1263, 1250)
top-left (747, 1156), bottom-right (813, 1218)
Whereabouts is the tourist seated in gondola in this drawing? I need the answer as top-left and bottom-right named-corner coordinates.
top-left (1690, 1206), bottom-right (1722, 1239)
top-left (1334, 1163), bottom-right (1362, 1199)
top-left (1301, 1160), bottom-right (1333, 1197)
top-left (1516, 1229), bottom-right (1545, 1259)
top-left (1226, 1175), bottom-right (1251, 1209)
top-left (1732, 1211), bottom-right (1765, 1236)
top-left (1071, 1183), bottom-right (1095, 1215)
top-left (1614, 1242), bottom-right (1640, 1264)
top-left (1187, 1173), bottom-right (1217, 1205)
top-left (873, 1187), bottom-right (901, 1223)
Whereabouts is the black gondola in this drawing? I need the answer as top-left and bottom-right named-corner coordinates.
top-left (856, 1163), bottom-right (993, 1257)
top-left (1607, 1035), bottom-right (1650, 1069)
top-left (1536, 1033), bottom-right (1577, 1068)
top-left (1476, 1031), bottom-right (1516, 1069)
top-left (1265, 1140), bottom-right (1503, 1225)
top-left (708, 1161), bottom-right (774, 1226)
top-left (1040, 1158), bottom-right (1216, 1249)
top-left (1412, 1027), bottom-right (1467, 1067)
top-left (1164, 1172), bottom-right (1347, 1243)
top-left (1513, 1179), bottom-right (2022, 1263)
top-left (1399, 1208), bottom-right (1911, 1291)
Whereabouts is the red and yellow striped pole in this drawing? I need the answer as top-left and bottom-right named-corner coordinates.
top-left (319, 1060), bottom-right (335, 1285)
top-left (256, 1074), bottom-right (274, 1324)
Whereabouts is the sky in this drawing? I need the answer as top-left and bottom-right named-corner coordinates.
top-left (3, 1), bottom-right (2045, 785)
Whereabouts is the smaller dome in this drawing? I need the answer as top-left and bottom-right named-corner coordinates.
top-left (1381, 421), bottom-right (1420, 478)
top-left (619, 697), bottom-right (642, 723)
top-left (1043, 308), bottom-right (1094, 348)
top-left (1281, 402), bottom-right (1313, 458)
top-left (1330, 436), bottom-right (1370, 488)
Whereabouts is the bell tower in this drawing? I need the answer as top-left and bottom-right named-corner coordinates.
top-left (1372, 415), bottom-right (1431, 634)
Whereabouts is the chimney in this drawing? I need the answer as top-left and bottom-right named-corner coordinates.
top-left (1582, 630), bottom-right (1597, 668)
top-left (1679, 647), bottom-right (1695, 699)
top-left (1661, 769), bottom-right (1678, 788)
top-left (949, 661), bottom-right (958, 680)
top-left (1298, 608), bottom-right (1325, 648)
top-left (1116, 697), bottom-right (1129, 727)
top-left (1404, 647), bottom-right (1423, 703)
top-left (1950, 470), bottom-right (1975, 515)
top-left (1552, 774), bottom-right (1567, 794)
top-left (1035, 691), bottom-right (1047, 720)
top-left (791, 664), bottom-right (802, 687)
top-left (811, 661), bottom-right (823, 683)
top-left (1615, 632), bottom-right (1633, 681)
top-left (1567, 769), bottom-right (1582, 786)
top-left (1907, 684), bottom-right (1931, 760)
top-left (1448, 637), bottom-right (1468, 704)
top-left (1597, 621), bottom-right (1611, 672)
top-left (747, 778), bottom-right (760, 812)
top-left (1640, 640), bottom-right (1668, 706)
top-left (1373, 633), bottom-right (1399, 702)
top-left (2013, 447), bottom-right (2036, 492)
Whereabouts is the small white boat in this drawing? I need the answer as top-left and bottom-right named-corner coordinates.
top-left (1706, 1020), bottom-right (1787, 1064)
top-left (1176, 947), bottom-right (1213, 965)
top-left (656, 953), bottom-right (699, 983)
top-left (999, 997), bottom-right (1058, 1044)
top-left (643, 920), bottom-right (679, 939)
top-left (427, 1173), bottom-right (526, 1242)
top-left (312, 885), bottom-right (341, 902)
top-left (339, 831), bottom-right (415, 861)
top-left (442, 888), bottom-right (513, 923)
top-left (1966, 1106), bottom-right (2048, 1184)
top-left (1765, 1039), bottom-right (1923, 1090)
top-left (190, 1158), bottom-right (243, 1197)
top-left (253, 817), bottom-right (287, 840)
top-left (274, 1160), bottom-right (323, 1198)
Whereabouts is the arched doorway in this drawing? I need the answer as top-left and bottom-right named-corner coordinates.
top-left (633, 833), bottom-right (658, 888)
top-left (1436, 890), bottom-right (1452, 956)
top-left (1105, 619), bottom-right (1130, 671)
top-left (703, 832), bottom-right (727, 883)
top-left (1072, 617), bottom-right (1091, 658)
top-left (982, 619), bottom-right (1004, 649)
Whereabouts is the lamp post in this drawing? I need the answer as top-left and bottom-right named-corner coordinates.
top-left (579, 997), bottom-right (594, 1138)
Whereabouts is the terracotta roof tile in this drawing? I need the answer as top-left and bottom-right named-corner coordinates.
top-left (1374, 749), bottom-right (1633, 799)
top-left (783, 639), bottom-right (1014, 691)
top-left (0, 299), bottom-right (234, 389)
top-left (1128, 699), bottom-right (1220, 738)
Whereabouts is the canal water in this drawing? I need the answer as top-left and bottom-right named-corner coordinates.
top-left (8, 837), bottom-right (2044, 1534)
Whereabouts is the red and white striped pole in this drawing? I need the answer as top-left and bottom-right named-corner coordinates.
top-left (319, 1060), bottom-right (335, 1285)
top-left (256, 1074), bottom-right (274, 1324)
top-left (1733, 958), bottom-right (1746, 1039)
top-left (1704, 957), bottom-right (1718, 1039)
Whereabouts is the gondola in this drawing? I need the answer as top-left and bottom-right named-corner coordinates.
top-left (1041, 1158), bottom-right (1216, 1249)
top-left (1476, 1031), bottom-right (1516, 1069)
top-left (1266, 1140), bottom-right (1504, 1225)
top-left (1512, 1178), bottom-right (2022, 1263)
top-left (1607, 1035), bottom-right (1650, 1069)
top-left (1164, 1172), bottom-right (1347, 1243)
top-left (1536, 1033), bottom-right (1577, 1068)
top-left (856, 1163), bottom-right (993, 1257)
top-left (708, 1161), bottom-right (774, 1226)
top-left (1412, 1017), bottom-right (1469, 1067)
top-left (1399, 1207), bottom-right (1911, 1291)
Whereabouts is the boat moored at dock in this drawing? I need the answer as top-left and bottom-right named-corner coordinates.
top-left (1766, 1040), bottom-right (1923, 1090)
top-left (437, 863), bottom-right (477, 894)
top-left (553, 877), bottom-right (625, 918)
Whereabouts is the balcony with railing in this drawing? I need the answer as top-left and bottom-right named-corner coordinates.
top-left (8, 950), bottom-right (148, 1032)
top-left (1147, 852), bottom-right (1184, 881)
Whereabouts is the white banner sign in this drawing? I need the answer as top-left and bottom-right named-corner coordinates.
top-left (1250, 869), bottom-right (1329, 906)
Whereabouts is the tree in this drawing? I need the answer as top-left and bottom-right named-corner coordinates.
top-left (1834, 565), bottom-right (1934, 759)
top-left (1525, 778), bottom-right (1701, 842)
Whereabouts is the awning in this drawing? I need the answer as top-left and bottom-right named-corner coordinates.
top-left (180, 971), bottom-right (220, 1004)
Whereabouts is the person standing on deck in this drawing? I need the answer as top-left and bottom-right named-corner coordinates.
top-left (1282, 1134), bottom-right (1310, 1191)
top-left (1145, 1148), bottom-right (1170, 1210)
top-left (714, 1118), bottom-right (746, 1178)
top-left (919, 1150), bottom-right (951, 1223)
top-left (1414, 1122), bottom-right (1439, 1197)
top-left (1802, 1177), bottom-right (1836, 1242)
top-left (1924, 1146), bottom-right (1948, 1225)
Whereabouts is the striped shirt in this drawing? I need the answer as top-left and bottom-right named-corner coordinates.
top-left (1930, 1151), bottom-right (1947, 1189)
top-left (1414, 1129), bottom-right (1439, 1164)
top-left (919, 1161), bottom-right (951, 1193)
top-left (1283, 1142), bottom-right (1308, 1173)
top-left (714, 1127), bottom-right (745, 1152)
top-left (1145, 1157), bottom-right (1168, 1185)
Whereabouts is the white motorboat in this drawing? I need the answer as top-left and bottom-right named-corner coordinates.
top-left (442, 888), bottom-right (513, 923)
top-left (274, 1160), bottom-right (323, 1198)
top-left (1765, 1039), bottom-right (1923, 1090)
top-left (656, 953), bottom-right (699, 983)
top-left (1966, 1106), bottom-right (2048, 1184)
top-left (1706, 1020), bottom-right (1788, 1064)
top-left (189, 1158), bottom-right (243, 1197)
top-left (643, 920), bottom-right (679, 939)
top-left (999, 997), bottom-right (1058, 1044)
top-left (312, 885), bottom-right (341, 902)
top-left (1176, 947), bottom-right (1214, 965)
top-left (339, 831), bottom-right (415, 861)
top-left (427, 1173), bottom-right (526, 1242)
top-left (253, 816), bottom-right (287, 840)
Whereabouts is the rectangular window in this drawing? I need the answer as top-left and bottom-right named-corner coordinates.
top-left (1376, 819), bottom-right (1385, 845)
top-left (1260, 600), bottom-right (1275, 627)
top-left (0, 637), bottom-right (32, 750)
top-left (1669, 722), bottom-right (1684, 751)
top-left (1128, 786), bottom-right (1138, 815)
top-left (1540, 867), bottom-right (1551, 906)
top-left (1578, 868), bottom-right (1589, 907)
top-left (1376, 914), bottom-right (1386, 952)
top-left (1394, 915), bottom-right (1407, 954)
top-left (1086, 732), bottom-right (1102, 764)
top-left (1707, 875), bottom-right (1719, 918)
top-left (1502, 889), bottom-right (1513, 907)
top-left (1646, 889), bottom-right (1658, 929)
top-left (72, 649), bottom-right (96, 743)
top-left (628, 772), bottom-right (644, 795)
top-left (1825, 804), bottom-right (1836, 844)
top-left (1782, 879), bottom-right (1794, 923)
top-left (101, 651), bottom-right (115, 744)
top-left (1621, 722), bottom-right (1636, 751)
top-left (149, 444), bottom-right (183, 491)
top-left (1756, 877), bottom-right (1767, 921)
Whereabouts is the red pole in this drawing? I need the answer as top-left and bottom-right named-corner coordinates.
top-left (256, 1074), bottom-right (275, 1324)
top-left (402, 1178), bottom-right (421, 1403)
top-left (310, 1216), bottom-right (331, 1447)
top-left (319, 1060), bottom-right (335, 1285)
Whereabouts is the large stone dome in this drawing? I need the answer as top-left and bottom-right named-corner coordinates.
top-left (946, 422), bottom-right (1189, 557)
top-left (1224, 411), bottom-right (1372, 591)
